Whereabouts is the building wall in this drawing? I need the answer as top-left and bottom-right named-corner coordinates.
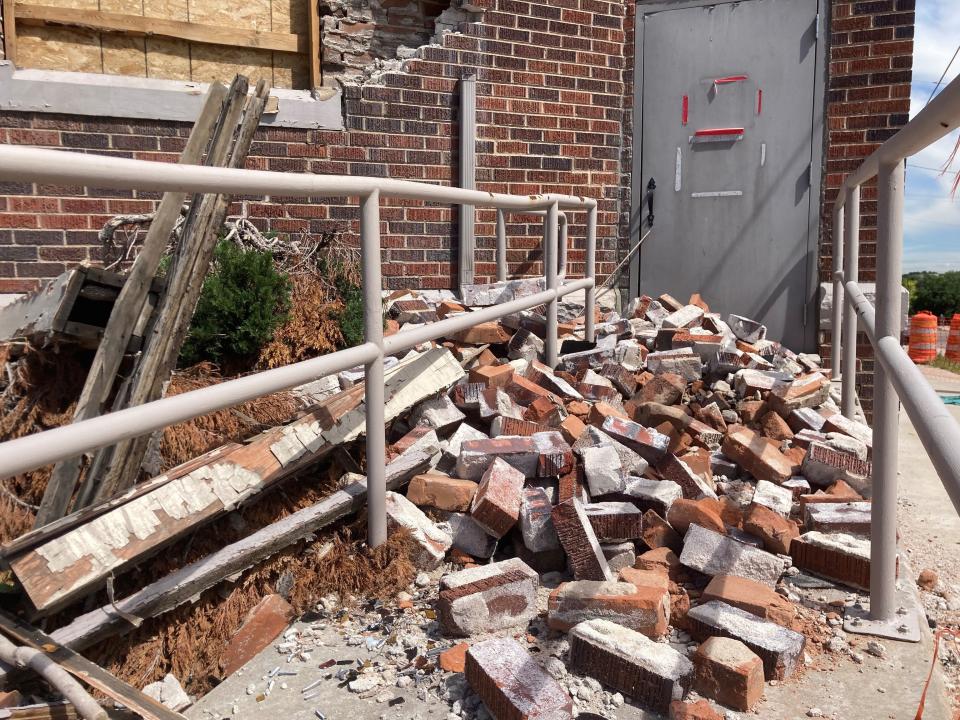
top-left (0, 0), bottom-right (630, 294)
top-left (819, 0), bottom-right (914, 416)
top-left (0, 0), bottom-right (915, 414)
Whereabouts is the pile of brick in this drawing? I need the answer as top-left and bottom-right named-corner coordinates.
top-left (377, 282), bottom-right (876, 718)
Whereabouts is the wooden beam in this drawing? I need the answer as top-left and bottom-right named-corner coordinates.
top-left (43, 451), bottom-right (430, 655)
top-left (5, 348), bottom-right (464, 615)
top-left (13, 3), bottom-right (306, 54)
top-left (3, 0), bottom-right (17, 65)
top-left (0, 611), bottom-right (185, 720)
top-left (34, 83), bottom-right (229, 528)
top-left (308, 0), bottom-right (321, 92)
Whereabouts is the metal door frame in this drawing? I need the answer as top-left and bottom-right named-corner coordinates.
top-left (629, 0), bottom-right (829, 351)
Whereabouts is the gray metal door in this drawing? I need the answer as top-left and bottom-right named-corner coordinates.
top-left (636, 0), bottom-right (823, 350)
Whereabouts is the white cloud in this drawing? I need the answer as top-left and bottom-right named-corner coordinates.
top-left (902, 0), bottom-right (960, 272)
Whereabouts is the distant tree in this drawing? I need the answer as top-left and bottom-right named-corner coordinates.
top-left (905, 271), bottom-right (960, 318)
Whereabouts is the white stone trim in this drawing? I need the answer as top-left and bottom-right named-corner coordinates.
top-left (0, 62), bottom-right (343, 130)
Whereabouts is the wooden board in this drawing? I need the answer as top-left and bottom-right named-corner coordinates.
top-left (0, 611), bottom-right (185, 720)
top-left (47, 450), bottom-right (431, 654)
top-left (12, 0), bottom-right (310, 88)
top-left (7, 348), bottom-right (464, 614)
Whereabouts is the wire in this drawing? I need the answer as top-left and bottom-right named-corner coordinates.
top-left (907, 163), bottom-right (959, 175)
top-left (924, 43), bottom-right (960, 106)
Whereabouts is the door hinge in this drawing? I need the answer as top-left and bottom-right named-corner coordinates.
top-left (815, 13), bottom-right (820, 39)
top-left (803, 302), bottom-right (808, 328)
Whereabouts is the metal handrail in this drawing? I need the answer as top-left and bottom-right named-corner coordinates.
top-left (831, 73), bottom-right (960, 627)
top-left (0, 144), bottom-right (598, 547)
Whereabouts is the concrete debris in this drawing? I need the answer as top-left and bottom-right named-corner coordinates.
top-left (679, 524), bottom-right (785, 587)
top-left (437, 558), bottom-right (539, 636)
top-left (142, 673), bottom-right (192, 712)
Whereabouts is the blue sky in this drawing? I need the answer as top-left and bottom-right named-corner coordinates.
top-left (902, 0), bottom-right (960, 272)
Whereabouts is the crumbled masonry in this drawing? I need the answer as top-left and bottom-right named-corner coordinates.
top-left (2, 286), bottom-right (886, 718)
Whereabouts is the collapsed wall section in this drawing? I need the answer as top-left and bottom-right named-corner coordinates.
top-left (0, 0), bottom-right (631, 293)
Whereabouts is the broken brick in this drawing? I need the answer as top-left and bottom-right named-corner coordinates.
top-left (693, 637), bottom-right (763, 712)
top-left (520, 486), bottom-right (560, 553)
top-left (466, 638), bottom-right (573, 720)
top-left (471, 457), bottom-right (525, 538)
top-left (551, 497), bottom-right (614, 581)
top-left (700, 574), bottom-right (797, 629)
top-left (789, 531), bottom-right (872, 589)
top-left (567, 618), bottom-right (693, 713)
top-left (385, 491), bottom-right (453, 569)
top-left (686, 601), bottom-right (805, 680)
top-left (584, 501), bottom-right (644, 541)
top-left (548, 580), bottom-right (670, 637)
top-left (669, 699), bottom-right (724, 720)
top-left (407, 473), bottom-right (478, 512)
top-left (679, 524), bottom-right (784, 587)
top-left (533, 430), bottom-right (575, 476)
top-left (524, 396), bottom-right (564, 426)
top-left (641, 510), bottom-right (684, 554)
top-left (801, 442), bottom-right (871, 489)
top-left (588, 401), bottom-right (629, 427)
top-left (559, 414), bottom-right (586, 444)
top-left (451, 321), bottom-right (512, 345)
top-left (742, 503), bottom-right (799, 555)
top-left (439, 642), bottom-right (470, 673)
top-left (221, 594), bottom-right (294, 677)
top-left (721, 427), bottom-right (793, 483)
top-left (457, 436), bottom-right (539, 480)
top-left (438, 558), bottom-right (539, 636)
top-left (469, 363), bottom-right (515, 388)
top-left (760, 411), bottom-right (794, 441)
top-left (491, 416), bottom-right (548, 437)
top-left (601, 416), bottom-right (671, 464)
top-left (667, 498), bottom-right (726, 536)
top-left (658, 453), bottom-right (717, 500)
top-left (803, 501), bottom-right (871, 535)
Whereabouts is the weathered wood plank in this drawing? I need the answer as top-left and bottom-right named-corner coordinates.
top-left (46, 450), bottom-right (430, 654)
top-left (0, 612), bottom-right (184, 720)
top-left (2, 0), bottom-right (17, 64)
top-left (35, 83), bottom-right (229, 528)
top-left (307, 0), bottom-right (320, 91)
top-left (14, 3), bottom-right (306, 53)
top-left (8, 348), bottom-right (463, 614)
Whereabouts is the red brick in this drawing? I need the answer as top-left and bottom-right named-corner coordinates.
top-left (440, 642), bottom-right (470, 673)
top-left (693, 637), bottom-right (764, 712)
top-left (669, 699), bottom-right (723, 720)
top-left (742, 503), bottom-right (799, 555)
top-left (760, 411), bottom-right (794, 441)
top-left (438, 558), bottom-right (539, 636)
top-left (721, 427), bottom-right (794, 483)
top-left (667, 498), bottom-right (726, 536)
top-left (469, 363), bottom-right (515, 388)
top-left (548, 578), bottom-right (670, 637)
top-left (640, 372), bottom-right (685, 405)
top-left (559, 413), bottom-right (586, 444)
top-left (465, 638), bottom-right (573, 720)
top-left (220, 594), bottom-right (294, 677)
top-left (701, 575), bottom-right (798, 629)
top-left (588, 400), bottom-right (628, 426)
top-left (640, 510), bottom-right (683, 553)
top-left (551, 497), bottom-right (613, 581)
top-left (407, 473), bottom-right (478, 512)
top-left (471, 457), bottom-right (525, 537)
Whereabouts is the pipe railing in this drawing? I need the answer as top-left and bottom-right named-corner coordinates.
top-left (0, 144), bottom-right (597, 548)
top-left (832, 72), bottom-right (960, 626)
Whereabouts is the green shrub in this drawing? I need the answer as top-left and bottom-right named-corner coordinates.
top-left (181, 240), bottom-right (291, 366)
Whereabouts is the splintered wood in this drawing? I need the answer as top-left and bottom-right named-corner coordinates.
top-left (4, 348), bottom-right (465, 614)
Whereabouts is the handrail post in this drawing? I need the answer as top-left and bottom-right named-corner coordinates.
top-left (842, 185), bottom-right (861, 418)
top-left (496, 208), bottom-right (507, 282)
top-left (831, 204), bottom-right (844, 381)
top-left (545, 201), bottom-right (559, 367)
top-left (585, 205), bottom-right (597, 344)
top-left (558, 214), bottom-right (568, 279)
top-left (870, 159), bottom-right (905, 621)
top-left (361, 189), bottom-right (387, 548)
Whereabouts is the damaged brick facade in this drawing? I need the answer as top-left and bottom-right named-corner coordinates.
top-left (0, 0), bottom-right (914, 398)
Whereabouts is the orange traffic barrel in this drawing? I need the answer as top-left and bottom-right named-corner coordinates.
top-left (947, 314), bottom-right (960, 361)
top-left (908, 311), bottom-right (938, 364)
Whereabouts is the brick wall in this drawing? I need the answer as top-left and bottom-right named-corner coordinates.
top-left (819, 0), bottom-right (914, 417)
top-left (0, 0), bottom-right (915, 416)
top-left (0, 0), bottom-right (629, 294)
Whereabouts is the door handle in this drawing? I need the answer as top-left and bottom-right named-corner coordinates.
top-left (646, 177), bottom-right (656, 227)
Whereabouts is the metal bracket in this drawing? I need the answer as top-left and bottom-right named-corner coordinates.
top-left (843, 590), bottom-right (923, 643)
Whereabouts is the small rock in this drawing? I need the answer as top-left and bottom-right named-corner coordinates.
top-left (416, 573), bottom-right (431, 587)
top-left (850, 652), bottom-right (864, 664)
top-left (349, 676), bottom-right (381, 693)
top-left (866, 640), bottom-right (886, 658)
top-left (918, 569), bottom-right (938, 591)
top-left (376, 691), bottom-right (394, 703)
top-left (612, 692), bottom-right (625, 707)
top-left (806, 709), bottom-right (823, 718)
top-left (544, 656), bottom-right (567, 680)
top-left (397, 676), bottom-right (414, 688)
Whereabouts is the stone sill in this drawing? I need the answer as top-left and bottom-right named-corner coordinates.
top-left (0, 62), bottom-right (344, 130)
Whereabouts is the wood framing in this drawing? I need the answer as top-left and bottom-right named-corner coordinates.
top-left (2, 0), bottom-right (17, 63)
top-left (13, 3), bottom-right (306, 54)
